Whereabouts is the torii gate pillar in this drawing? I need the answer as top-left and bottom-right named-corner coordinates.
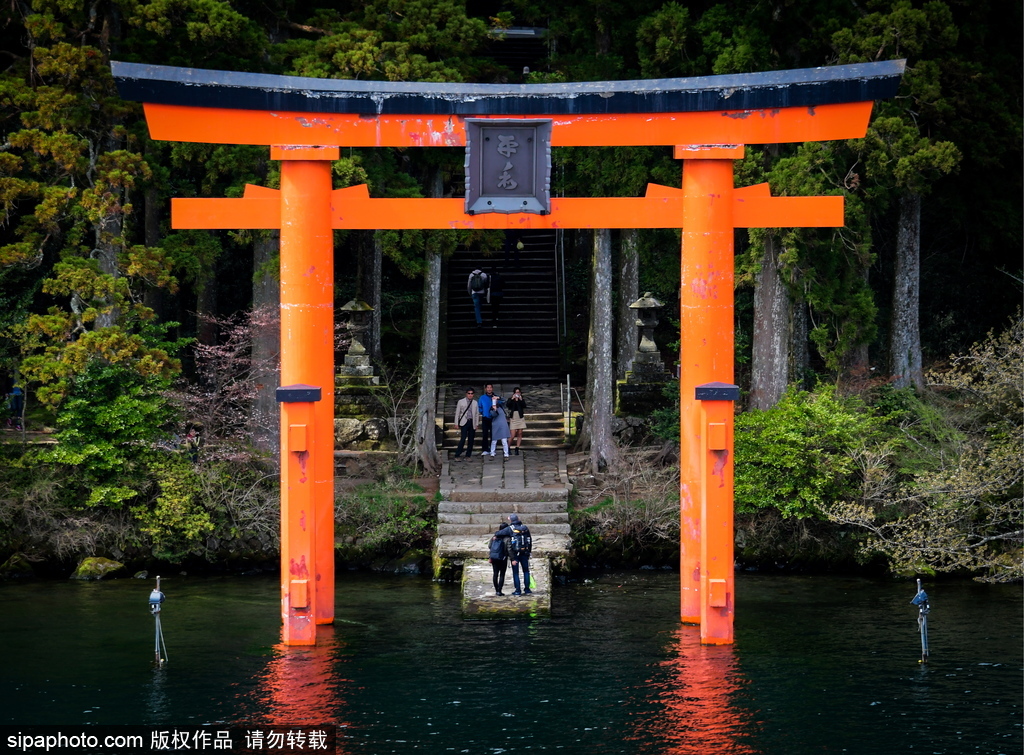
top-left (677, 147), bottom-right (741, 643)
top-left (276, 147), bottom-right (338, 630)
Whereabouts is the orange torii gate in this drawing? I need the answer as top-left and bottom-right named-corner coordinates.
top-left (114, 60), bottom-right (903, 646)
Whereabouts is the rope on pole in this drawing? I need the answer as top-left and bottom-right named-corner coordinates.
top-left (910, 578), bottom-right (930, 664)
top-left (149, 576), bottom-right (168, 665)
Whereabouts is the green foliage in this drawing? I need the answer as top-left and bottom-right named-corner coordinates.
top-left (735, 385), bottom-right (889, 519)
top-left (41, 361), bottom-right (178, 506)
top-left (827, 314), bottom-right (1023, 581)
top-left (131, 455), bottom-right (213, 561)
top-left (649, 381), bottom-right (680, 443)
top-left (273, 2), bottom-right (492, 83)
top-left (335, 479), bottom-right (434, 559)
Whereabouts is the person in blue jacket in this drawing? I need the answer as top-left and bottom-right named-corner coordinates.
top-left (477, 384), bottom-right (499, 455)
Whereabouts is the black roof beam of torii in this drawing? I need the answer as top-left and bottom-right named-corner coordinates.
top-left (111, 59), bottom-right (905, 117)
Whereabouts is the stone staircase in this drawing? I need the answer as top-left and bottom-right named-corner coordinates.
top-left (437, 383), bottom-right (569, 451)
top-left (434, 449), bottom-right (572, 619)
top-left (442, 230), bottom-right (561, 384)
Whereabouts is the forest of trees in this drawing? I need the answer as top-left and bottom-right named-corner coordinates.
top-left (0, 0), bottom-right (1019, 579)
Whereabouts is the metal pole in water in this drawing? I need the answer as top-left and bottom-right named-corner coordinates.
top-left (149, 576), bottom-right (167, 665)
top-left (911, 578), bottom-right (930, 664)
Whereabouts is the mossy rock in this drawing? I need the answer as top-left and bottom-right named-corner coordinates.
top-left (0, 553), bottom-right (35, 580)
top-left (71, 557), bottom-right (125, 580)
top-left (432, 551), bottom-right (463, 582)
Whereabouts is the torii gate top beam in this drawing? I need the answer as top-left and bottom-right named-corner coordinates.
top-left (114, 60), bottom-right (903, 116)
top-left (112, 60), bottom-right (904, 148)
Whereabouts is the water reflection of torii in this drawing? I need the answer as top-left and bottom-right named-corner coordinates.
top-left (113, 60), bottom-right (903, 646)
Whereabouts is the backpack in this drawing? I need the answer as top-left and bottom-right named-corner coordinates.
top-left (488, 536), bottom-right (506, 561)
top-left (470, 272), bottom-right (486, 292)
top-left (508, 524), bottom-right (532, 557)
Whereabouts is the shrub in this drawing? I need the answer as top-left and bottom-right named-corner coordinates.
top-left (734, 385), bottom-right (888, 519)
top-left (335, 479), bottom-right (435, 561)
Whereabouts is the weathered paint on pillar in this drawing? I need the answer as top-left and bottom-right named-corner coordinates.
top-left (278, 390), bottom-right (317, 645)
top-left (697, 384), bottom-right (739, 644)
top-left (277, 148), bottom-right (337, 629)
top-left (678, 146), bottom-right (740, 626)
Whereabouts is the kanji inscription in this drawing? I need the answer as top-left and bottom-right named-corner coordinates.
top-left (465, 119), bottom-right (551, 215)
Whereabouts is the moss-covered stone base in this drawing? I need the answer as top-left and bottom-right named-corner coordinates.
top-left (70, 557), bottom-right (124, 580)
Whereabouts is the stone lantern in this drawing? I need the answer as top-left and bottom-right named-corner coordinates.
top-left (616, 292), bottom-right (670, 416)
top-left (336, 299), bottom-right (380, 431)
top-left (629, 292), bottom-right (667, 374)
top-left (339, 299), bottom-right (374, 373)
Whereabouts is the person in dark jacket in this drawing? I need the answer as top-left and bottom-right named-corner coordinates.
top-left (467, 269), bottom-right (489, 328)
top-left (488, 527), bottom-right (509, 595)
top-left (506, 387), bottom-right (527, 456)
top-left (494, 514), bottom-right (532, 596)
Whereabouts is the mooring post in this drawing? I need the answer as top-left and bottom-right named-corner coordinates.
top-left (276, 148), bottom-right (337, 629)
top-left (678, 146), bottom-right (741, 630)
top-left (277, 384), bottom-right (321, 645)
top-left (696, 383), bottom-right (739, 644)
top-left (911, 579), bottom-right (930, 663)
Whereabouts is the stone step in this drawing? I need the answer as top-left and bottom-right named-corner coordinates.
top-left (444, 488), bottom-right (569, 502)
top-left (444, 417), bottom-right (564, 430)
top-left (438, 522), bottom-right (571, 537)
top-left (436, 533), bottom-right (571, 561)
top-left (442, 437), bottom-right (566, 449)
top-left (438, 512), bottom-right (568, 525)
top-left (439, 501), bottom-right (567, 515)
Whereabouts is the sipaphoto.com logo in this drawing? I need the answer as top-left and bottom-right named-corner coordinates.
top-left (4, 730), bottom-right (143, 753)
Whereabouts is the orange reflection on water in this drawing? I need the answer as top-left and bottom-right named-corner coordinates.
top-left (630, 626), bottom-right (758, 754)
top-left (248, 625), bottom-right (352, 747)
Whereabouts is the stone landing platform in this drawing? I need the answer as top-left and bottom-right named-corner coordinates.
top-left (461, 558), bottom-right (551, 619)
top-left (435, 449), bottom-right (571, 619)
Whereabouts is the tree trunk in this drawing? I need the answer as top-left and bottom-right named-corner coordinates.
top-left (93, 186), bottom-right (123, 329)
top-left (195, 271), bottom-right (218, 346)
top-left (841, 266), bottom-right (872, 380)
top-left (749, 233), bottom-right (790, 410)
top-left (366, 232), bottom-right (383, 362)
top-left (584, 229), bottom-right (619, 473)
top-left (615, 228), bottom-right (640, 380)
top-left (414, 170), bottom-right (443, 474)
top-left (791, 299), bottom-right (810, 388)
top-left (251, 230), bottom-right (280, 457)
top-left (890, 191), bottom-right (923, 389)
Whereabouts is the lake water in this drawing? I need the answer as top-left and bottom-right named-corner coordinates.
top-left (0, 571), bottom-right (1020, 754)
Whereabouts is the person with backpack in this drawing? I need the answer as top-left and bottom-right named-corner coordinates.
top-left (466, 268), bottom-right (489, 328)
top-left (494, 514), bottom-right (532, 596)
top-left (488, 525), bottom-right (510, 595)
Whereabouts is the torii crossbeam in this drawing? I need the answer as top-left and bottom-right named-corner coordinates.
top-left (114, 59), bottom-right (903, 645)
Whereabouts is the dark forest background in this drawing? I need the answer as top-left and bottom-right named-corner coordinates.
top-left (0, 0), bottom-right (1018, 578)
